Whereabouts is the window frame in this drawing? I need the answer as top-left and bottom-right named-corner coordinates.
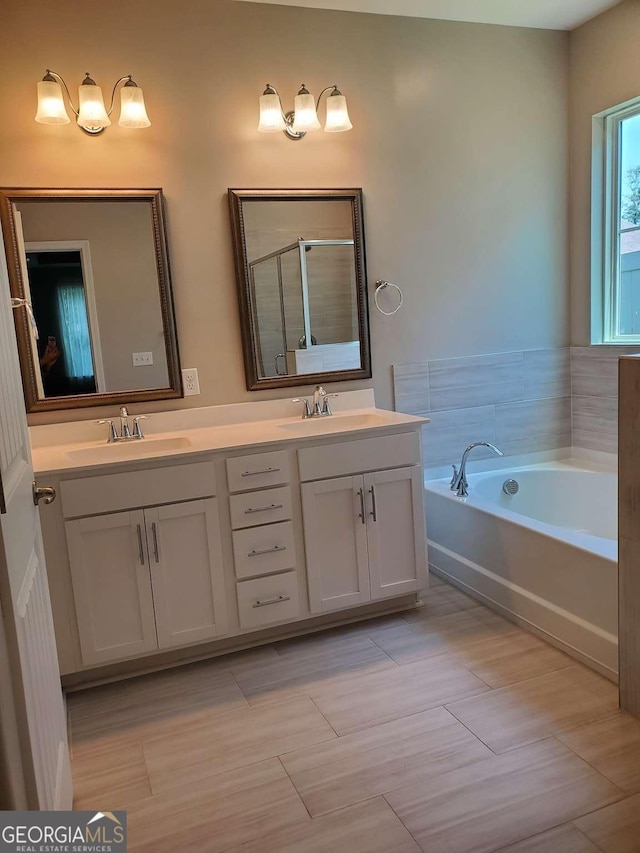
top-left (593, 97), bottom-right (640, 344)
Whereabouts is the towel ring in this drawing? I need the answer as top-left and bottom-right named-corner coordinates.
top-left (374, 280), bottom-right (403, 316)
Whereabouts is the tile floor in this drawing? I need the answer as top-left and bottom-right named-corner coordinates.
top-left (68, 576), bottom-right (640, 852)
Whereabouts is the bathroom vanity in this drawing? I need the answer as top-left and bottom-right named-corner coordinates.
top-left (32, 391), bottom-right (428, 682)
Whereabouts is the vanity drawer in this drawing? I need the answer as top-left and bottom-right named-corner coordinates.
top-left (61, 462), bottom-right (217, 518)
top-left (298, 431), bottom-right (421, 482)
top-left (232, 521), bottom-right (295, 580)
top-left (229, 486), bottom-right (292, 530)
top-left (227, 450), bottom-right (290, 493)
top-left (236, 571), bottom-right (299, 629)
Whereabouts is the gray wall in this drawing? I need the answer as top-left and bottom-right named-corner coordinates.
top-left (0, 0), bottom-right (569, 423)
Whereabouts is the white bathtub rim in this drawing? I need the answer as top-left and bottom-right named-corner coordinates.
top-left (425, 461), bottom-right (617, 563)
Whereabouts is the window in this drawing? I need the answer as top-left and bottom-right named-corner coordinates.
top-left (594, 100), bottom-right (640, 343)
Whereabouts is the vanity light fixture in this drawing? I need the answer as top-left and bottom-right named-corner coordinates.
top-left (35, 70), bottom-right (151, 135)
top-left (258, 83), bottom-right (352, 140)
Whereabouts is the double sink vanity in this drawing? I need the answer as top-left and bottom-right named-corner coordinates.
top-left (2, 183), bottom-right (430, 684)
top-left (32, 390), bottom-right (428, 682)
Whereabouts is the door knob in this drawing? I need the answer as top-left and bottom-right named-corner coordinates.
top-left (32, 481), bottom-right (56, 506)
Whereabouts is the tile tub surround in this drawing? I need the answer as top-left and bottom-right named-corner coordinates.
top-left (68, 577), bottom-right (640, 853)
top-left (393, 349), bottom-right (571, 466)
top-left (571, 346), bottom-right (640, 455)
top-left (393, 346), bottom-right (640, 463)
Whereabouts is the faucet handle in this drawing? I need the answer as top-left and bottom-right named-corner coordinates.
top-left (292, 398), bottom-right (313, 418)
top-left (321, 394), bottom-right (338, 415)
top-left (96, 419), bottom-right (118, 443)
top-left (450, 464), bottom-right (459, 487)
top-left (132, 415), bottom-right (148, 439)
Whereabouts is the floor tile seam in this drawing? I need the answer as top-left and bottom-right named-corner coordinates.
top-left (488, 821), bottom-right (605, 853)
top-left (554, 731), bottom-right (636, 796)
top-left (443, 663), bottom-right (610, 716)
top-left (276, 754), bottom-right (315, 821)
top-left (370, 626), bottom-right (527, 669)
top-left (380, 791), bottom-right (426, 852)
top-left (138, 732), bottom-right (334, 798)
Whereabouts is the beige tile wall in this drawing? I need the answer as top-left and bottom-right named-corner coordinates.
top-left (393, 349), bottom-right (571, 467)
top-left (395, 346), bottom-right (640, 464)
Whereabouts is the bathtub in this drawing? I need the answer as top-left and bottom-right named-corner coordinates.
top-left (425, 461), bottom-right (618, 680)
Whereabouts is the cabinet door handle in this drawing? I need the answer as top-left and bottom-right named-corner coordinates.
top-left (369, 485), bottom-right (378, 522)
top-left (245, 503), bottom-right (283, 515)
top-left (248, 545), bottom-right (286, 558)
top-left (151, 522), bottom-right (160, 563)
top-left (136, 524), bottom-right (145, 566)
top-left (252, 594), bottom-right (290, 608)
top-left (357, 488), bottom-right (366, 524)
top-left (242, 467), bottom-right (280, 477)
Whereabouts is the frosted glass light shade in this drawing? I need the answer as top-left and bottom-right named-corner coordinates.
top-left (258, 93), bottom-right (285, 132)
top-left (119, 85), bottom-right (151, 128)
top-left (35, 80), bottom-right (70, 124)
top-left (77, 83), bottom-right (111, 130)
top-left (292, 92), bottom-right (320, 133)
top-left (324, 94), bottom-right (352, 132)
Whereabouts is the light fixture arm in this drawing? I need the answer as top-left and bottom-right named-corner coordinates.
top-left (42, 69), bottom-right (79, 117)
top-left (106, 75), bottom-right (136, 117)
top-left (315, 85), bottom-right (340, 110)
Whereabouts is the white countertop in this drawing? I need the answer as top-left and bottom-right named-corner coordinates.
top-left (30, 391), bottom-right (428, 476)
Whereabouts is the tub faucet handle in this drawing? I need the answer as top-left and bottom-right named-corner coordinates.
top-left (450, 464), bottom-right (459, 489)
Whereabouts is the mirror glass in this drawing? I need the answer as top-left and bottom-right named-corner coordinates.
top-left (0, 190), bottom-right (182, 412)
top-left (229, 190), bottom-right (371, 390)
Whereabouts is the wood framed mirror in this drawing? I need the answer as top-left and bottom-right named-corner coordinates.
top-left (229, 188), bottom-right (371, 390)
top-left (0, 188), bottom-right (182, 413)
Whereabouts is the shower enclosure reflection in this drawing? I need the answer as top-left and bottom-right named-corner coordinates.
top-left (229, 189), bottom-right (371, 390)
top-left (250, 238), bottom-right (360, 378)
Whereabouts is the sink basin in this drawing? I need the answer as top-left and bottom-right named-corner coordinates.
top-left (278, 412), bottom-right (392, 433)
top-left (66, 436), bottom-right (193, 465)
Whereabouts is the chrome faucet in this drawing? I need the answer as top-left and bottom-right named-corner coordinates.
top-left (313, 385), bottom-right (327, 415)
top-left (97, 408), bottom-right (148, 442)
top-left (451, 441), bottom-right (504, 497)
top-left (292, 386), bottom-right (338, 419)
top-left (120, 406), bottom-right (132, 439)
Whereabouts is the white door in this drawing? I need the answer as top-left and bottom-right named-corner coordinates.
top-left (66, 510), bottom-right (158, 666)
top-left (0, 225), bottom-right (72, 808)
top-left (301, 476), bottom-right (370, 613)
top-left (365, 466), bottom-right (427, 600)
top-left (145, 498), bottom-right (228, 649)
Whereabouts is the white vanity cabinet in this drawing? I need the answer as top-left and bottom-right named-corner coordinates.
top-left (300, 434), bottom-right (427, 614)
top-left (34, 398), bottom-right (428, 680)
top-left (227, 450), bottom-right (302, 630)
top-left (61, 462), bottom-right (227, 667)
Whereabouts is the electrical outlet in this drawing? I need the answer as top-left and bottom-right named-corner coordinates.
top-left (182, 367), bottom-right (200, 396)
top-left (132, 351), bottom-right (154, 366)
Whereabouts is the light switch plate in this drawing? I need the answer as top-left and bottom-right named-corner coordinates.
top-left (133, 352), bottom-right (154, 366)
top-left (182, 367), bottom-right (200, 396)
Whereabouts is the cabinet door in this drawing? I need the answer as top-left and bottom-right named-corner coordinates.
top-left (66, 510), bottom-right (158, 666)
top-left (301, 476), bottom-right (370, 614)
top-left (365, 466), bottom-right (427, 600)
top-left (145, 499), bottom-right (228, 649)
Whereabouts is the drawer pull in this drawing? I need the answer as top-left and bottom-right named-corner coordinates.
top-left (245, 503), bottom-right (284, 515)
top-left (248, 545), bottom-right (287, 558)
top-left (242, 467), bottom-right (280, 477)
top-left (253, 594), bottom-right (291, 608)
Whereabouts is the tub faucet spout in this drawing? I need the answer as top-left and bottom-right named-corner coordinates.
top-left (451, 441), bottom-right (504, 498)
